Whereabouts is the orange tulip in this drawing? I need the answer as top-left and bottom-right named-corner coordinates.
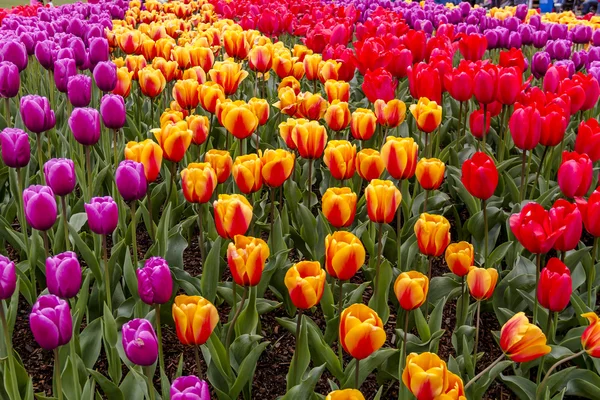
top-left (402, 352), bottom-right (449, 399)
top-left (232, 154), bottom-right (263, 194)
top-left (151, 121), bottom-right (193, 162)
top-left (140, 38), bottom-right (156, 61)
top-left (325, 231), bottom-right (365, 280)
top-left (186, 115), bottom-right (210, 145)
top-left (260, 149), bottom-right (295, 187)
top-left (293, 44), bottom-right (313, 61)
top-left (296, 92), bottom-right (328, 121)
top-left (355, 149), bottom-right (384, 181)
top-left (139, 66), bottom-right (167, 98)
top-left (182, 66), bottom-right (207, 84)
top-left (318, 59), bottom-right (340, 83)
top-left (500, 312), bottom-right (551, 362)
top-left (199, 82), bottom-right (226, 114)
top-left (126, 55), bottom-right (147, 80)
top-left (414, 213), bottom-right (451, 257)
top-left (410, 97), bottom-right (443, 134)
top-left (248, 45), bottom-right (273, 73)
top-left (273, 53), bottom-right (295, 79)
top-left (273, 87), bottom-right (298, 117)
top-left (374, 99), bottom-right (407, 128)
top-left (205, 149), bottom-right (233, 184)
top-left (467, 267), bottom-right (498, 301)
top-left (278, 118), bottom-right (299, 150)
top-left (117, 30), bottom-right (142, 54)
top-left (350, 108), bottom-right (377, 141)
top-left (292, 120), bottom-right (328, 159)
top-left (168, 101), bottom-right (188, 118)
top-left (208, 60), bottom-right (249, 95)
top-left (227, 235), bottom-right (270, 286)
top-left (284, 261), bottom-right (326, 309)
top-left (173, 79), bottom-right (200, 111)
top-left (292, 61), bottom-right (305, 81)
top-left (324, 80), bottom-right (350, 103)
top-left (278, 76), bottom-right (301, 95)
top-left (441, 371), bottom-right (466, 400)
top-left (213, 194), bottom-right (253, 239)
top-left (124, 139), bottom-right (163, 182)
top-left (248, 98), bottom-right (269, 126)
top-left (325, 390), bottom-right (365, 400)
top-left (189, 46), bottom-right (214, 72)
top-left (416, 158), bottom-right (445, 190)
top-left (394, 271), bottom-right (429, 311)
top-left (114, 67), bottom-right (134, 98)
top-left (445, 242), bottom-right (474, 277)
top-left (322, 187), bottom-right (357, 228)
top-left (324, 101), bottom-right (351, 132)
top-left (323, 140), bottom-right (356, 180)
top-left (365, 179), bottom-right (402, 224)
top-left (582, 312), bottom-right (600, 357)
top-left (220, 101), bottom-right (259, 139)
top-left (223, 29), bottom-right (250, 60)
top-left (381, 136), bottom-right (418, 180)
top-left (160, 109), bottom-right (184, 128)
top-left (155, 38), bottom-right (176, 60)
top-left (171, 46), bottom-right (192, 70)
top-left (339, 304), bottom-right (386, 360)
top-left (172, 295), bottom-right (219, 346)
top-left (303, 54), bottom-right (322, 81)
top-left (152, 57), bottom-right (179, 82)
top-left (180, 162), bottom-right (217, 204)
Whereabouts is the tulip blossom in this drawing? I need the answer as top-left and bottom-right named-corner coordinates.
top-left (323, 140), bottom-right (356, 181)
top-left (394, 271), bottom-right (429, 311)
top-left (0, 128), bottom-right (30, 168)
top-left (260, 149), bottom-right (295, 188)
top-left (322, 187), bottom-right (357, 228)
top-left (374, 99), bottom-right (406, 128)
top-left (325, 389), bottom-right (364, 400)
top-left (350, 108), bottom-right (377, 140)
top-left (445, 242), bottom-right (475, 277)
top-left (124, 140), bottom-right (163, 183)
top-left (355, 149), bottom-right (384, 182)
top-left (339, 304), bottom-right (385, 360)
top-left (362, 68), bottom-right (396, 103)
top-left (461, 152), bottom-right (498, 200)
top-left (575, 119), bottom-right (600, 162)
top-left (324, 101), bottom-right (351, 132)
top-left (137, 257), bottom-right (173, 306)
top-left (500, 312), bottom-right (551, 362)
top-left (509, 202), bottom-right (563, 254)
top-left (558, 151), bottom-right (593, 198)
top-left (213, 194), bottom-right (253, 239)
top-left (227, 235), bottom-right (270, 287)
top-left (29, 294), bottom-right (72, 350)
top-left (172, 295), bottom-right (218, 346)
top-left (45, 252), bottom-right (81, 299)
top-left (415, 158), bottom-right (445, 191)
top-left (325, 232), bottom-right (365, 281)
top-left (582, 312), bottom-right (600, 357)
top-left (549, 199), bottom-right (583, 252)
top-left (365, 179), bottom-right (402, 224)
top-left (537, 258), bottom-right (572, 312)
top-left (84, 197), bottom-right (118, 236)
top-left (122, 319), bottom-right (158, 366)
top-left (170, 376), bottom-right (211, 400)
top-left (23, 185), bottom-right (57, 232)
top-left (402, 352), bottom-right (449, 399)
top-left (284, 261), bottom-right (326, 309)
top-left (232, 154), bottom-right (263, 195)
top-left (577, 188), bottom-right (600, 237)
top-left (509, 104), bottom-right (541, 151)
top-left (380, 137), bottom-right (418, 180)
top-left (414, 213), bottom-right (451, 257)
top-left (467, 267), bottom-right (499, 301)
top-left (205, 150), bottom-right (233, 184)
top-left (0, 256), bottom-right (16, 300)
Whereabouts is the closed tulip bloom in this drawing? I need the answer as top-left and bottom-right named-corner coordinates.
top-left (116, 160), bottom-right (147, 202)
top-left (340, 303), bottom-right (385, 360)
top-left (67, 75), bottom-right (91, 108)
top-left (374, 99), bottom-right (406, 129)
top-left (248, 45), bottom-right (273, 73)
top-left (414, 213), bottom-right (451, 257)
top-left (573, 73), bottom-right (600, 112)
top-left (402, 352), bottom-right (449, 400)
top-left (509, 104), bottom-right (541, 151)
top-left (182, 67), bottom-right (207, 85)
top-left (318, 59), bottom-right (341, 83)
top-left (459, 33), bottom-right (488, 61)
top-left (186, 115), bottom-right (210, 146)
top-left (558, 151), bottom-right (593, 198)
top-left (122, 318), bottom-right (158, 366)
top-left (189, 47), bottom-right (214, 73)
top-left (296, 92), bottom-right (328, 121)
top-left (381, 136), bottom-right (418, 180)
top-left (292, 120), bottom-right (328, 159)
top-left (45, 252), bottom-right (81, 299)
top-left (575, 119), bottom-right (600, 162)
top-left (576, 188), bottom-right (600, 237)
top-left (467, 267), bottom-right (498, 301)
top-left (170, 376), bottom-right (211, 400)
top-left (0, 61), bottom-right (20, 98)
top-left (114, 67), bottom-right (134, 98)
top-left (410, 97), bottom-right (442, 134)
top-left (303, 54), bottom-right (322, 81)
top-left (54, 58), bottom-right (76, 94)
top-left (322, 187), bottom-right (357, 228)
top-left (205, 149), bottom-right (233, 184)
top-left (445, 242), bottom-right (474, 277)
top-left (223, 30), bottom-right (250, 60)
top-left (325, 389), bottom-right (365, 400)
top-left (407, 62), bottom-right (442, 104)
top-left (180, 163), bottom-right (217, 203)
top-left (139, 67), bottom-right (166, 98)
top-left (444, 66), bottom-right (474, 103)
top-left (362, 68), bottom-right (397, 103)
top-left (539, 104), bottom-right (567, 147)
top-left (93, 61), bottom-right (118, 93)
top-left (261, 149), bottom-right (295, 187)
top-left (461, 152), bottom-right (498, 200)
top-left (325, 231), bottom-right (365, 280)
top-left (325, 80), bottom-right (350, 103)
top-left (500, 312), bottom-right (551, 362)
top-left (248, 98), bottom-right (269, 126)
top-left (69, 108), bottom-right (101, 146)
top-left (497, 67), bottom-right (523, 106)
top-left (323, 140), bottom-right (356, 181)
top-left (416, 158), bottom-right (445, 191)
top-left (355, 149), bottom-right (384, 182)
top-left (537, 258), bottom-right (572, 312)
top-left (365, 179), bottom-right (402, 224)
top-left (278, 118), bottom-right (300, 150)
top-left (227, 235), bottom-right (270, 286)
top-left (198, 82), bottom-right (226, 114)
top-left (285, 261), bottom-right (326, 309)
top-left (350, 108), bottom-right (377, 140)
top-left (152, 58), bottom-right (179, 82)
top-left (468, 108), bottom-right (491, 139)
top-left (44, 159), bottom-right (75, 197)
top-left (137, 257), bottom-right (173, 305)
top-left (324, 101), bottom-right (351, 132)
top-left (509, 202), bottom-right (562, 254)
top-left (171, 46), bottom-right (192, 70)
top-left (394, 271), bottom-right (429, 311)
top-left (232, 154), bottom-right (262, 194)
top-left (152, 121), bottom-right (193, 163)
top-left (172, 295), bottom-right (218, 346)
top-left (85, 197), bottom-right (118, 235)
top-left (29, 294), bottom-right (72, 350)
top-left (0, 256), bottom-right (16, 300)
top-left (0, 42), bottom-right (27, 72)
top-left (0, 128), bottom-right (30, 168)
top-left (220, 102), bottom-right (259, 139)
top-left (117, 30), bottom-right (142, 54)
top-left (208, 60), bottom-right (249, 95)
top-left (23, 185), bottom-right (57, 231)
top-left (213, 194), bottom-right (253, 239)
top-left (20, 95), bottom-right (55, 134)
top-left (473, 64), bottom-right (498, 104)
top-left (173, 79), bottom-right (200, 111)
top-left (582, 312), bottom-right (600, 357)
top-left (124, 139), bottom-right (163, 182)
top-left (100, 94), bottom-right (127, 130)
top-left (549, 199), bottom-right (583, 252)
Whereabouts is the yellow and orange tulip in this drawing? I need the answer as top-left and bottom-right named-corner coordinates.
top-left (467, 267), bottom-right (499, 301)
top-left (171, 46), bottom-right (192, 70)
top-left (139, 66), bottom-right (167, 98)
top-left (227, 235), bottom-right (270, 287)
top-left (180, 162), bottom-right (217, 204)
top-left (248, 45), bottom-right (273, 73)
top-left (325, 231), bottom-right (365, 280)
top-left (173, 79), bottom-right (200, 111)
top-left (445, 242), bottom-right (474, 278)
top-left (296, 92), bottom-right (328, 121)
top-left (223, 29), bottom-right (250, 60)
top-left (205, 149), bottom-right (233, 184)
top-left (324, 101), bottom-right (351, 132)
top-left (213, 194), bottom-right (253, 239)
top-left (410, 97), bottom-right (443, 134)
top-left (208, 60), bottom-right (249, 95)
top-left (152, 121), bottom-right (193, 163)
top-left (278, 118), bottom-right (299, 150)
top-left (172, 295), bottom-right (219, 346)
top-left (374, 99), bottom-right (406, 128)
top-left (232, 154), bottom-right (263, 194)
top-left (355, 149), bottom-right (384, 182)
top-left (284, 261), bottom-right (326, 309)
top-left (350, 108), bottom-right (377, 141)
top-left (380, 136), bottom-right (419, 180)
top-left (340, 304), bottom-right (386, 360)
top-left (499, 312), bottom-right (551, 362)
top-left (582, 312), bottom-right (600, 357)
top-left (117, 30), bottom-right (142, 54)
top-left (394, 271), bottom-right (429, 311)
top-left (189, 46), bottom-right (214, 72)
top-left (199, 82), bottom-right (226, 114)
top-left (322, 187), bottom-right (357, 228)
top-left (187, 114), bottom-right (210, 145)
top-left (303, 54), bottom-right (322, 81)
top-left (414, 213), bottom-right (451, 257)
top-left (114, 67), bottom-right (134, 98)
top-left (126, 55), bottom-right (147, 80)
top-left (323, 140), bottom-right (356, 181)
top-left (220, 101), bottom-right (259, 139)
top-left (152, 57), bottom-right (179, 82)
top-left (365, 179), bottom-right (402, 224)
top-left (124, 139), bottom-right (163, 182)
top-left (324, 80), bottom-right (350, 103)
top-left (273, 87), bottom-right (298, 117)
top-left (260, 149), bottom-right (295, 187)
top-left (318, 59), bottom-right (340, 83)
top-left (248, 98), bottom-right (269, 126)
top-left (402, 352), bottom-right (449, 399)
top-left (292, 119), bottom-right (328, 159)
top-left (325, 390), bottom-right (365, 400)
top-left (416, 158), bottom-right (445, 191)
top-left (182, 66), bottom-right (207, 84)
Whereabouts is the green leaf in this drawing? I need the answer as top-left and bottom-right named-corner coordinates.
top-left (68, 223), bottom-right (101, 283)
top-left (281, 364), bottom-right (326, 400)
top-left (499, 374), bottom-right (536, 400)
top-left (236, 286), bottom-right (259, 337)
top-left (341, 348), bottom-right (396, 388)
top-left (367, 260), bottom-right (392, 324)
top-left (88, 369), bottom-right (124, 400)
top-left (79, 319), bottom-right (102, 369)
top-left (200, 236), bottom-right (222, 303)
top-left (122, 247), bottom-right (138, 298)
top-left (102, 304), bottom-right (118, 347)
top-left (228, 341), bottom-right (269, 399)
top-left (413, 308), bottom-right (431, 342)
top-left (486, 242), bottom-right (512, 269)
top-left (286, 315), bottom-right (310, 390)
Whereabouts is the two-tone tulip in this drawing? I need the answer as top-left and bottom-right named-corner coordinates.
top-left (325, 80), bottom-right (350, 103)
top-left (124, 139), bottom-right (163, 182)
top-left (208, 60), bottom-right (248, 95)
top-left (445, 242), bottom-right (474, 277)
top-left (323, 140), bottom-right (356, 181)
top-left (152, 121), bottom-right (193, 163)
top-left (380, 137), bottom-right (418, 180)
top-left (402, 352), bottom-right (448, 399)
top-left (139, 67), bottom-right (166, 98)
top-left (350, 109), bottom-right (377, 141)
top-left (416, 158), bottom-right (445, 191)
top-left (172, 295), bottom-right (218, 346)
top-left (355, 149), bottom-right (384, 182)
top-left (173, 79), bottom-right (200, 111)
top-left (582, 312), bottom-right (600, 357)
top-left (260, 149), bottom-right (295, 187)
top-left (410, 97), bottom-right (442, 133)
top-left (365, 180), bottom-right (402, 224)
top-left (374, 99), bottom-right (406, 128)
top-left (180, 163), bottom-right (217, 204)
top-left (205, 149), bottom-right (232, 184)
top-left (213, 194), bottom-right (253, 239)
top-left (467, 267), bottom-right (499, 301)
top-left (232, 154), bottom-right (263, 194)
top-left (322, 187), bottom-right (357, 228)
top-left (292, 120), bottom-right (328, 159)
top-left (227, 235), bottom-right (270, 287)
top-left (324, 101), bottom-right (351, 132)
top-left (325, 232), bottom-right (365, 280)
top-left (284, 261), bottom-right (326, 309)
top-left (199, 82), bottom-right (226, 114)
top-left (500, 312), bottom-right (551, 362)
top-left (394, 271), bottom-right (429, 311)
top-left (340, 304), bottom-right (385, 359)
top-left (414, 213), bottom-right (451, 257)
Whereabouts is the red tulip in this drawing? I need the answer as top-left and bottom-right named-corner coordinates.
top-left (558, 151), bottom-right (593, 198)
top-left (407, 62), bottom-right (442, 104)
top-left (509, 104), bottom-right (541, 151)
top-left (386, 47), bottom-right (412, 79)
top-left (543, 65), bottom-right (569, 94)
top-left (549, 199), bottom-right (583, 252)
top-left (537, 258), bottom-right (572, 312)
top-left (405, 30), bottom-right (426, 63)
top-left (444, 63), bottom-right (474, 103)
top-left (575, 118), bottom-right (600, 162)
top-left (573, 72), bottom-right (600, 111)
top-left (458, 33), bottom-right (487, 61)
top-left (469, 108), bottom-right (491, 139)
top-left (509, 202), bottom-right (563, 254)
top-left (539, 103), bottom-right (567, 147)
top-left (559, 79), bottom-right (586, 115)
top-left (322, 44), bottom-right (356, 82)
top-left (484, 100), bottom-right (503, 118)
top-left (576, 188), bottom-right (600, 237)
top-left (473, 63), bottom-right (498, 104)
top-left (499, 48), bottom-right (527, 72)
top-left (362, 68), bottom-right (397, 103)
top-left (497, 67), bottom-right (523, 106)
top-left (353, 37), bottom-right (390, 75)
top-left (461, 152), bottom-right (498, 200)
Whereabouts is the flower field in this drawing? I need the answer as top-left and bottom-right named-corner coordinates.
top-left (2, 0), bottom-right (600, 399)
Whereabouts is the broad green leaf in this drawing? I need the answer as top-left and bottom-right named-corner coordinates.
top-left (200, 236), bottom-right (222, 303)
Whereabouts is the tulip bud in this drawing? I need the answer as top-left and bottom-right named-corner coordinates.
top-left (416, 158), bottom-right (445, 190)
top-left (380, 137), bottom-right (418, 180)
top-left (44, 158), bottom-right (76, 197)
top-left (577, 188), bottom-right (600, 237)
top-left (100, 94), bottom-right (127, 131)
top-left (445, 242), bottom-right (474, 277)
top-left (84, 196), bottom-right (118, 235)
top-left (152, 121), bottom-right (193, 163)
top-left (362, 68), bottom-right (397, 103)
top-left (20, 95), bottom-right (55, 134)
top-left (273, 87), bottom-right (298, 117)
top-left (69, 108), bottom-right (101, 146)
top-left (350, 108), bottom-right (377, 141)
top-left (467, 267), bottom-right (498, 301)
top-left (469, 108), bottom-right (491, 139)
top-left (355, 149), bottom-right (384, 182)
top-left (575, 118), bottom-right (600, 162)
top-left (285, 261), bottom-right (326, 309)
top-left (509, 104), bottom-right (542, 150)
top-left (324, 101), bottom-right (351, 132)
top-left (180, 162), bottom-right (217, 204)
top-left (0, 61), bottom-right (20, 98)
top-left (394, 271), bottom-right (429, 311)
top-left (208, 60), bottom-right (248, 95)
top-left (0, 256), bottom-right (16, 300)
top-left (410, 97), bottom-right (442, 134)
top-left (248, 45), bottom-right (273, 73)
top-left (170, 376), bottom-right (211, 400)
top-left (173, 79), bottom-right (200, 111)
top-left (93, 61), bottom-right (118, 93)
top-left (116, 160), bottom-right (147, 202)
top-left (402, 352), bottom-right (449, 399)
top-left (172, 295), bottom-right (219, 346)
top-left (29, 294), bottom-right (73, 350)
top-left (227, 235), bottom-right (270, 286)
top-left (45, 252), bottom-right (81, 299)
top-left (549, 199), bottom-right (583, 252)
top-left (220, 101), bottom-right (259, 139)
top-left (324, 80), bottom-right (350, 103)
top-left (325, 231), bottom-right (365, 280)
top-left (461, 152), bottom-right (498, 200)
top-left (582, 312), bottom-right (600, 357)
top-left (500, 312), bottom-right (551, 362)
top-left (232, 154), bottom-right (263, 194)
top-left (124, 139), bottom-right (163, 183)
top-left (322, 187), bottom-right (357, 228)
top-left (23, 185), bottom-right (57, 231)
top-left (365, 179), bottom-right (402, 224)
top-left (139, 67), bottom-right (167, 98)
top-left (296, 92), bottom-right (328, 121)
top-left (205, 149), bottom-right (233, 184)
top-left (558, 151), bottom-right (593, 198)
top-left (67, 75), bottom-right (92, 108)
top-left (323, 140), bottom-right (356, 181)
top-left (537, 258), bottom-right (572, 312)
top-left (213, 194), bottom-right (253, 239)
top-left (137, 257), bottom-right (173, 305)
top-left (374, 99), bottom-right (406, 128)
top-left (0, 128), bottom-right (30, 168)
top-left (114, 67), bottom-right (134, 98)
top-left (292, 120), bottom-right (328, 159)
top-left (248, 98), bottom-right (269, 126)
top-left (122, 318), bottom-right (158, 366)
top-left (339, 304), bottom-right (385, 359)
top-left (260, 149), bottom-right (295, 187)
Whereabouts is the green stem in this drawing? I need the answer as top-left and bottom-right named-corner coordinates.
top-left (400, 310), bottom-right (409, 378)
top-left (529, 146), bottom-right (548, 200)
top-left (423, 190), bottom-right (429, 212)
top-left (0, 302), bottom-right (20, 400)
top-left (520, 150), bottom-right (527, 203)
top-left (374, 223), bottom-right (383, 300)
top-left (131, 202), bottom-right (137, 268)
top-left (534, 253), bottom-right (541, 325)
top-left (146, 188), bottom-right (155, 241)
top-left (144, 366), bottom-right (156, 400)
top-left (483, 199), bottom-right (488, 266)
top-left (61, 196), bottom-right (70, 252)
top-left (270, 187), bottom-right (276, 234)
top-left (293, 309), bottom-right (303, 368)
top-left (426, 256), bottom-right (433, 318)
top-left (589, 238), bottom-right (598, 308)
top-left (42, 230), bottom-right (50, 259)
top-left (36, 133), bottom-right (45, 183)
top-left (4, 97), bottom-right (10, 128)
top-left (54, 348), bottom-right (63, 400)
top-left (194, 345), bottom-right (202, 379)
top-left (473, 300), bottom-right (481, 372)
top-left (464, 353), bottom-right (507, 389)
top-left (17, 167), bottom-right (34, 297)
top-left (69, 338), bottom-right (79, 400)
top-left (355, 358), bottom-right (360, 390)
top-left (154, 305), bottom-right (165, 390)
top-left (85, 146), bottom-right (92, 201)
top-left (167, 162), bottom-right (176, 204)
top-left (102, 235), bottom-right (112, 312)
top-left (113, 129), bottom-right (119, 172)
top-left (196, 204), bottom-right (206, 264)
top-left (396, 204), bottom-right (402, 272)
top-left (338, 281), bottom-right (344, 364)
top-left (226, 286), bottom-right (248, 349)
top-left (307, 158), bottom-right (313, 206)
top-left (538, 350), bottom-right (586, 397)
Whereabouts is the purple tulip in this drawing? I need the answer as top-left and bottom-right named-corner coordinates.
top-left (19, 32), bottom-right (35, 56)
top-left (485, 30), bottom-right (498, 49)
top-left (116, 160), bottom-right (147, 202)
top-left (170, 376), bottom-right (211, 400)
top-left (20, 95), bottom-right (56, 134)
top-left (531, 51), bottom-right (551, 79)
top-left (571, 25), bottom-right (592, 44)
top-left (100, 94), bottom-right (126, 130)
top-left (549, 24), bottom-right (568, 40)
top-left (88, 37), bottom-right (109, 67)
top-left (547, 39), bottom-right (572, 61)
top-left (507, 31), bottom-right (522, 50)
top-left (533, 31), bottom-right (548, 49)
top-left (555, 60), bottom-right (575, 78)
top-left (35, 40), bottom-right (57, 71)
top-left (572, 50), bottom-right (588, 71)
top-left (0, 255), bottom-right (16, 300)
top-left (54, 58), bottom-right (77, 93)
top-left (504, 17), bottom-right (519, 32)
top-left (0, 128), bottom-right (30, 168)
top-left (121, 319), bottom-right (158, 367)
top-left (137, 257), bottom-right (173, 305)
top-left (44, 158), bottom-right (76, 197)
top-left (93, 61), bottom-right (117, 92)
top-left (67, 75), bottom-right (92, 108)
top-left (0, 61), bottom-right (20, 98)
top-left (0, 41), bottom-right (27, 72)
top-left (529, 14), bottom-right (541, 30)
top-left (69, 107), bottom-right (100, 146)
top-left (593, 30), bottom-right (600, 47)
top-left (70, 38), bottom-right (87, 69)
top-left (46, 252), bottom-right (81, 299)
top-left (23, 185), bottom-right (57, 231)
top-left (589, 61), bottom-right (600, 82)
top-left (85, 196), bottom-right (118, 235)
top-left (29, 294), bottom-right (73, 350)
top-left (56, 48), bottom-right (75, 62)
top-left (515, 4), bottom-right (528, 20)
top-left (518, 25), bottom-right (534, 46)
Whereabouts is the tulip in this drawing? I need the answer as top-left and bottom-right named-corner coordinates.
top-left (537, 258), bottom-right (571, 313)
top-left (473, 64), bottom-right (498, 105)
top-left (325, 231), bottom-right (365, 281)
top-left (85, 197), bottom-right (118, 236)
top-left (93, 61), bottom-right (118, 93)
top-left (0, 128), bottom-right (30, 168)
top-left (461, 152), bottom-right (498, 200)
top-left (260, 149), bottom-right (295, 187)
top-left (509, 202), bottom-right (562, 254)
top-left (445, 242), bottom-right (474, 278)
top-left (23, 185), bottom-right (57, 231)
top-left (54, 58), bottom-right (76, 94)
top-left (213, 194), bottom-right (253, 239)
top-left (531, 52), bottom-right (551, 79)
top-left (170, 376), bottom-right (211, 400)
top-left (380, 137), bottom-right (418, 180)
top-left (558, 151), bottom-right (593, 198)
top-left (414, 213), bottom-right (451, 257)
top-left (273, 87), bottom-right (298, 117)
top-left (577, 188), bottom-right (600, 238)
top-left (208, 60), bottom-right (249, 95)
top-left (117, 30), bottom-right (142, 54)
top-left (500, 312), bottom-right (551, 362)
top-left (285, 261), bottom-right (326, 309)
top-left (278, 118), bottom-right (298, 150)
top-left (510, 104), bottom-right (541, 151)
top-left (444, 65), bottom-right (474, 103)
top-left (374, 99), bottom-right (406, 129)
top-left (248, 45), bottom-right (273, 73)
top-left (223, 30), bottom-right (250, 60)
top-left (318, 59), bottom-right (341, 83)
top-left (205, 149), bottom-right (232, 184)
top-left (468, 108), bottom-right (491, 139)
top-left (20, 95), bottom-right (55, 134)
top-left (220, 101), bottom-right (259, 140)
top-left (573, 73), bottom-right (600, 111)
top-left (172, 295), bottom-right (218, 346)
top-left (549, 199), bottom-right (583, 253)
top-left (539, 103), bottom-right (567, 148)
top-left (0, 256), bottom-right (16, 300)
top-left (152, 121), bottom-right (193, 163)
top-left (67, 75), bottom-right (91, 108)
top-left (410, 97), bottom-right (442, 134)
top-left (139, 67), bottom-right (166, 98)
top-left (114, 67), bottom-right (134, 98)
top-left (339, 304), bottom-right (385, 359)
top-left (125, 55), bottom-right (147, 80)
top-left (44, 159), bottom-right (75, 197)
top-left (402, 352), bottom-right (448, 399)
top-left (199, 82), bottom-right (226, 114)
top-left (459, 33), bottom-right (487, 61)
top-left (0, 41), bottom-right (27, 72)
top-left (88, 37), bottom-right (109, 66)
top-left (394, 271), bottom-right (429, 311)
top-left (296, 92), bottom-right (328, 121)
top-left (227, 235), bottom-right (270, 286)
top-left (350, 108), bottom-right (377, 141)
top-left (171, 46), bottom-right (192, 70)
top-left (189, 47), bottom-right (214, 73)
top-left (116, 160), bottom-right (147, 202)
top-left (325, 389), bottom-right (364, 400)
top-left (180, 163), bottom-right (217, 204)
top-left (186, 115), bottom-right (210, 146)
top-left (137, 257), bottom-right (173, 305)
top-left (362, 68), bottom-right (397, 103)
top-left (582, 312), bottom-right (600, 357)
top-left (321, 187), bottom-right (357, 228)
top-left (173, 79), bottom-right (200, 111)
top-left (248, 98), bottom-right (269, 126)
top-left (0, 61), bottom-right (20, 98)
top-left (232, 154), bottom-right (262, 194)
top-left (324, 101), bottom-right (351, 132)
top-left (365, 179), bottom-right (401, 224)
top-left (124, 140), bottom-right (163, 183)
top-left (323, 140), bottom-right (356, 181)
top-left (355, 149), bottom-right (384, 182)
top-left (325, 80), bottom-right (350, 103)
top-left (100, 95), bottom-right (126, 131)
top-left (292, 120), bottom-right (327, 160)
top-left (69, 108), bottom-right (101, 146)
top-left (497, 67), bottom-right (523, 106)
top-left (575, 119), bottom-right (600, 162)
top-left (303, 54), bottom-right (321, 81)
top-left (416, 158), bottom-right (445, 191)
top-left (467, 267), bottom-right (498, 301)
top-left (122, 318), bottom-right (158, 366)
top-left (183, 67), bottom-right (207, 84)
top-left (407, 63), bottom-right (442, 104)
top-left (29, 294), bottom-right (72, 350)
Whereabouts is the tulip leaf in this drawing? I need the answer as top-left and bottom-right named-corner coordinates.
top-left (204, 333), bottom-right (233, 382)
top-left (200, 236), bottom-right (221, 303)
top-left (471, 360), bottom-right (513, 400)
top-left (297, 203), bottom-right (317, 257)
top-left (486, 241), bottom-right (512, 270)
top-left (171, 268), bottom-right (202, 296)
top-left (61, 356), bottom-right (80, 400)
top-left (367, 259), bottom-right (392, 324)
top-left (428, 296), bottom-right (447, 334)
top-left (341, 348), bottom-right (396, 389)
top-left (118, 371), bottom-right (145, 400)
top-left (0, 214), bottom-right (25, 253)
top-left (102, 304), bottom-right (118, 347)
top-left (236, 286), bottom-right (259, 337)
top-left (79, 318), bottom-right (103, 369)
top-left (281, 364), bottom-right (326, 400)
top-left (88, 369), bottom-right (124, 400)
top-left (230, 334), bottom-right (263, 371)
top-left (500, 374), bottom-right (536, 400)
top-left (68, 223), bottom-right (101, 283)
top-left (165, 230), bottom-right (188, 271)
top-left (228, 341), bottom-right (269, 399)
top-left (156, 203), bottom-right (171, 258)
top-left (286, 314), bottom-right (309, 390)
top-left (413, 307), bottom-right (431, 342)
top-left (122, 247), bottom-right (138, 298)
